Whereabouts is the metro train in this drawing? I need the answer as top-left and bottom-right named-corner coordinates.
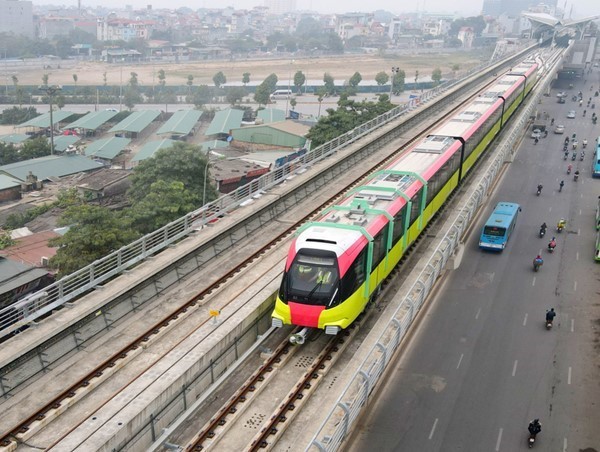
top-left (271, 58), bottom-right (539, 336)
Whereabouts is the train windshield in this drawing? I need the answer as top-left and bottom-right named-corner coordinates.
top-left (283, 251), bottom-right (340, 306)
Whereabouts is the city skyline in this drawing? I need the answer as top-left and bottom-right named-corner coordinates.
top-left (33, 0), bottom-right (599, 18)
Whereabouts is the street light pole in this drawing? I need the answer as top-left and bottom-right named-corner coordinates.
top-left (119, 58), bottom-right (124, 112)
top-left (39, 84), bottom-right (61, 155)
top-left (201, 150), bottom-right (212, 228)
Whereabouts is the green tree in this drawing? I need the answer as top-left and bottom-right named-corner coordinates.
top-left (55, 95), bottom-right (66, 110)
top-left (242, 72), bottom-right (250, 86)
top-left (186, 74), bottom-right (194, 94)
top-left (348, 71), bottom-right (362, 87)
top-left (0, 230), bottom-right (15, 250)
top-left (391, 69), bottom-right (406, 94)
top-left (414, 70), bottom-right (419, 88)
top-left (213, 71), bottom-right (226, 88)
top-left (316, 87), bottom-right (326, 117)
top-left (290, 98), bottom-right (297, 110)
top-left (128, 142), bottom-right (217, 205)
top-left (431, 68), bottom-right (442, 86)
top-left (49, 205), bottom-right (139, 276)
top-left (72, 74), bottom-right (78, 86)
top-left (11, 75), bottom-right (18, 89)
top-left (226, 87), bottom-right (246, 105)
top-left (158, 69), bottom-right (166, 91)
top-left (129, 72), bottom-right (139, 88)
top-left (123, 88), bottom-right (139, 110)
top-left (375, 71), bottom-right (389, 92)
top-left (103, 72), bottom-right (107, 86)
top-left (128, 180), bottom-right (197, 234)
top-left (293, 70), bottom-right (306, 94)
top-left (254, 84), bottom-right (271, 106)
top-left (42, 73), bottom-right (49, 85)
top-left (189, 85), bottom-right (213, 107)
top-left (450, 63), bottom-right (460, 78)
top-left (323, 72), bottom-right (335, 95)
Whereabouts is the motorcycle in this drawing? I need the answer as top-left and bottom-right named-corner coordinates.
top-left (571, 152), bottom-right (577, 161)
top-left (563, 152), bottom-right (568, 160)
top-left (536, 187), bottom-right (542, 196)
top-left (574, 173), bottom-right (579, 181)
top-left (539, 227), bottom-right (546, 238)
top-left (567, 166), bottom-right (572, 175)
top-left (533, 259), bottom-right (543, 272)
top-left (548, 244), bottom-right (555, 253)
top-left (546, 320), bottom-right (553, 330)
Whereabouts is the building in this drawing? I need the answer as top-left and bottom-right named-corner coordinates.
top-left (264, 0), bottom-right (296, 15)
top-left (97, 17), bottom-right (154, 42)
top-left (482, 0), bottom-right (558, 17)
top-left (230, 120), bottom-right (309, 149)
top-left (335, 13), bottom-right (374, 42)
top-left (457, 27), bottom-right (475, 48)
top-left (0, 0), bottom-right (33, 38)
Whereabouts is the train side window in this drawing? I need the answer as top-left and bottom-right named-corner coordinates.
top-left (371, 224), bottom-right (388, 268)
top-left (340, 249), bottom-right (366, 300)
top-left (392, 206), bottom-right (407, 244)
top-left (409, 190), bottom-right (423, 225)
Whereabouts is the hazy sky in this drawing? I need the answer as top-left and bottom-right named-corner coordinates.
top-left (43, 0), bottom-right (598, 18)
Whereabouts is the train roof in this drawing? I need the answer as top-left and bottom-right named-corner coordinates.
top-left (433, 102), bottom-right (496, 137)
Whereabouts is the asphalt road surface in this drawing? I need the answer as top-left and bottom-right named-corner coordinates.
top-left (347, 75), bottom-right (600, 452)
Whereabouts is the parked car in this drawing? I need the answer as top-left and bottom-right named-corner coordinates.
top-left (554, 124), bottom-right (565, 134)
top-left (567, 110), bottom-right (576, 118)
top-left (531, 129), bottom-right (542, 139)
top-left (556, 91), bottom-right (567, 98)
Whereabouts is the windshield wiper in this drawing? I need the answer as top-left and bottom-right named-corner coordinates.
top-left (306, 281), bottom-right (323, 301)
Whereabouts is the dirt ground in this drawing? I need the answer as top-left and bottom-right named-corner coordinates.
top-left (13, 51), bottom-right (489, 87)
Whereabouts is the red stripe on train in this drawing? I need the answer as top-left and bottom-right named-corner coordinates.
top-left (289, 302), bottom-right (325, 327)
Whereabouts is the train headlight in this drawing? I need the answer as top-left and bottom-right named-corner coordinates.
top-left (272, 318), bottom-right (284, 328)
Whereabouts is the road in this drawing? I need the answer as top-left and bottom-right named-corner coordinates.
top-left (347, 76), bottom-right (600, 451)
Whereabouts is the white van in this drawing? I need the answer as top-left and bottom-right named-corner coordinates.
top-left (270, 89), bottom-right (292, 100)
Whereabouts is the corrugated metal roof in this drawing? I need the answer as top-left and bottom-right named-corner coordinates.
top-left (132, 139), bottom-right (176, 162)
top-left (64, 110), bottom-right (118, 130)
top-left (18, 111), bottom-right (75, 128)
top-left (84, 137), bottom-right (131, 160)
top-left (0, 174), bottom-right (23, 189)
top-left (257, 108), bottom-right (285, 124)
top-left (0, 134), bottom-right (30, 144)
top-left (198, 140), bottom-right (230, 152)
top-left (0, 257), bottom-right (49, 294)
top-left (52, 135), bottom-right (80, 152)
top-left (108, 110), bottom-right (161, 133)
top-left (156, 110), bottom-right (202, 136)
top-left (205, 108), bottom-right (244, 136)
top-left (0, 155), bottom-right (103, 181)
top-left (268, 120), bottom-right (310, 136)
top-left (0, 231), bottom-right (59, 267)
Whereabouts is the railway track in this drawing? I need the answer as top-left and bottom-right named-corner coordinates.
top-left (0, 62), bottom-right (522, 451)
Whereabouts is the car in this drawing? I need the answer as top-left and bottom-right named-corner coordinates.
top-left (105, 108), bottom-right (119, 112)
top-left (554, 124), bottom-right (565, 134)
top-left (556, 91), bottom-right (567, 98)
top-left (531, 129), bottom-right (542, 139)
top-left (567, 110), bottom-right (576, 119)
top-left (558, 97), bottom-right (566, 104)
top-left (594, 62), bottom-right (599, 68)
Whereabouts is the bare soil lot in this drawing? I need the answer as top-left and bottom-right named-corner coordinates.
top-left (14, 51), bottom-right (489, 87)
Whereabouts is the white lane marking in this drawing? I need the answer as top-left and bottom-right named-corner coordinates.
top-left (577, 228), bottom-right (580, 235)
top-left (523, 313), bottom-right (528, 326)
top-left (563, 437), bottom-right (568, 452)
top-left (574, 281), bottom-right (577, 291)
top-left (549, 206), bottom-right (552, 212)
top-left (495, 428), bottom-right (503, 451)
top-left (512, 360), bottom-right (518, 377)
top-left (576, 252), bottom-right (579, 261)
top-left (428, 418), bottom-right (438, 440)
top-left (532, 276), bottom-right (536, 286)
top-left (571, 318), bottom-right (574, 332)
top-left (457, 354), bottom-right (464, 369)
top-left (568, 367), bottom-right (572, 385)
top-left (475, 308), bottom-right (481, 320)
top-left (579, 209), bottom-right (582, 215)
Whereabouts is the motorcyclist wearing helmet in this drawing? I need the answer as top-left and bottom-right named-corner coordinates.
top-left (557, 218), bottom-right (566, 230)
top-left (546, 308), bottom-right (556, 323)
top-left (548, 237), bottom-right (557, 250)
top-left (528, 419), bottom-right (542, 437)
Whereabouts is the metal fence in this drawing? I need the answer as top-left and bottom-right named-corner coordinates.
top-left (0, 45), bottom-right (533, 338)
top-left (307, 47), bottom-right (562, 452)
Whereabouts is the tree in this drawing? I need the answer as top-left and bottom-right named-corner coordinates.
top-left (213, 71), bottom-right (226, 88)
top-left (431, 68), bottom-right (442, 86)
top-left (49, 205), bottom-right (139, 276)
top-left (102, 72), bottom-right (107, 86)
top-left (129, 72), bottom-right (139, 88)
top-left (11, 75), bottom-right (18, 88)
top-left (323, 72), bottom-right (335, 95)
top-left (316, 87), bottom-right (326, 117)
top-left (42, 73), bottom-right (49, 85)
top-left (290, 98), bottom-right (297, 110)
top-left (186, 74), bottom-right (194, 94)
top-left (254, 84), bottom-right (271, 106)
top-left (158, 69), bottom-right (166, 91)
top-left (293, 70), bottom-right (306, 94)
top-left (128, 142), bottom-right (217, 205)
top-left (55, 95), bottom-right (66, 110)
top-left (19, 137), bottom-right (50, 159)
top-left (348, 72), bottom-right (362, 87)
top-left (242, 72), bottom-right (250, 86)
top-left (123, 88), bottom-right (139, 110)
top-left (189, 85), bottom-right (213, 107)
top-left (72, 74), bottom-right (78, 86)
top-left (414, 70), bottom-right (420, 90)
top-left (128, 180), bottom-right (197, 234)
top-left (375, 71), bottom-right (389, 92)
top-left (450, 63), bottom-right (460, 78)
top-left (391, 69), bottom-right (406, 94)
top-left (226, 87), bottom-right (246, 105)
